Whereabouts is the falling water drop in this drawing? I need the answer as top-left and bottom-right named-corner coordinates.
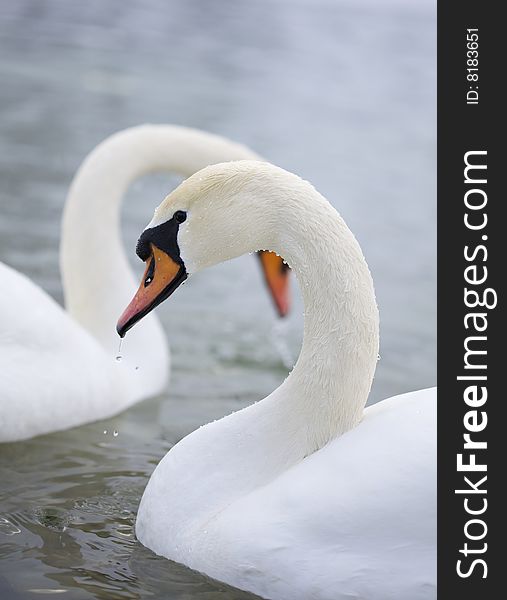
top-left (377, 353), bottom-right (381, 361)
top-left (116, 339), bottom-right (123, 362)
top-left (113, 430), bottom-right (119, 437)
top-left (103, 430), bottom-right (108, 435)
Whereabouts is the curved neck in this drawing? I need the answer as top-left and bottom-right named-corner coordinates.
top-left (137, 165), bottom-right (380, 548)
top-left (272, 187), bottom-right (379, 447)
top-left (175, 162), bottom-right (380, 446)
top-left (250, 168), bottom-right (380, 449)
top-left (60, 126), bottom-right (261, 371)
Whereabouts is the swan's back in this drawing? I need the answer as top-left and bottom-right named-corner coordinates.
top-left (0, 262), bottom-right (127, 442)
top-left (188, 388), bottom-right (436, 600)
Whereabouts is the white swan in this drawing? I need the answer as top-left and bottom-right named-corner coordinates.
top-left (0, 126), bottom-right (288, 443)
top-left (118, 161), bottom-right (436, 600)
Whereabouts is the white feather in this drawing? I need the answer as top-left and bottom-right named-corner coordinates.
top-left (0, 126), bottom-right (261, 442)
top-left (135, 161), bottom-right (436, 600)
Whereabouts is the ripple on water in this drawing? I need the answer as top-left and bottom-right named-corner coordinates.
top-left (0, 516), bottom-right (21, 536)
top-left (0, 432), bottom-right (263, 600)
top-left (32, 508), bottom-right (71, 532)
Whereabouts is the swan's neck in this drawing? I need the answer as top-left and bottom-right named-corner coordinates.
top-left (179, 166), bottom-right (380, 446)
top-left (137, 167), bottom-right (379, 549)
top-left (259, 172), bottom-right (380, 449)
top-left (60, 125), bottom-right (260, 392)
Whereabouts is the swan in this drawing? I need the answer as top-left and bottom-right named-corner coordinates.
top-left (0, 126), bottom-right (289, 443)
top-left (117, 160), bottom-right (436, 600)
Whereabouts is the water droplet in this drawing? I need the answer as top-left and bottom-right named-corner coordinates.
top-left (113, 430), bottom-right (119, 437)
top-left (118, 339), bottom-right (123, 354)
top-left (116, 355), bottom-right (122, 362)
top-left (135, 366), bottom-right (139, 371)
top-left (103, 430), bottom-right (108, 435)
top-left (377, 354), bottom-right (381, 361)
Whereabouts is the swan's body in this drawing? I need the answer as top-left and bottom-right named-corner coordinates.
top-left (0, 126), bottom-right (263, 442)
top-left (142, 389), bottom-right (435, 600)
top-left (121, 161), bottom-right (436, 600)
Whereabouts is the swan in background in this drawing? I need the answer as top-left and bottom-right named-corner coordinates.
top-left (118, 161), bottom-right (436, 600)
top-left (0, 126), bottom-right (289, 443)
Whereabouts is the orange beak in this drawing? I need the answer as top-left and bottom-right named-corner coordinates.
top-left (117, 244), bottom-right (187, 337)
top-left (257, 251), bottom-right (291, 318)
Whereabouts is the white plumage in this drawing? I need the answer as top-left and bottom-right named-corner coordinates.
top-left (132, 161), bottom-right (436, 600)
top-left (0, 126), bottom-right (261, 442)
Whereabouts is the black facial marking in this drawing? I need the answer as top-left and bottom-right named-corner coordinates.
top-left (118, 211), bottom-right (189, 338)
top-left (136, 211), bottom-right (187, 266)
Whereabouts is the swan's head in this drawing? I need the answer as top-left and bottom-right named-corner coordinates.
top-left (117, 161), bottom-right (290, 337)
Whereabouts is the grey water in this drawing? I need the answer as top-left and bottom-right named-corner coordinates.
top-left (0, 0), bottom-right (436, 598)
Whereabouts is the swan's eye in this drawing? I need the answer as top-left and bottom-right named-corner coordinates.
top-left (174, 210), bottom-right (187, 224)
top-left (144, 257), bottom-right (155, 287)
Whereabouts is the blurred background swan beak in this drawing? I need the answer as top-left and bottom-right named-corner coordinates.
top-left (257, 250), bottom-right (291, 318)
